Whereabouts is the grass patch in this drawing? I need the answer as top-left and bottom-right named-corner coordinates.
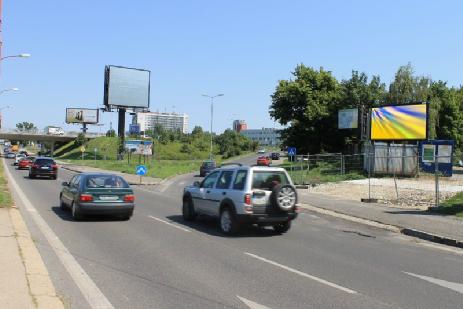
top-left (60, 159), bottom-right (204, 179)
top-left (0, 161), bottom-right (12, 207)
top-left (433, 192), bottom-right (463, 218)
top-left (280, 160), bottom-right (365, 184)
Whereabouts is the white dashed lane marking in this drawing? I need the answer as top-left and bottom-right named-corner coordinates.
top-left (148, 215), bottom-right (191, 232)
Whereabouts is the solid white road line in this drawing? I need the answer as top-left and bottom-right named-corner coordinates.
top-left (3, 160), bottom-right (115, 309)
top-left (403, 272), bottom-right (463, 295)
top-left (244, 252), bottom-right (358, 294)
top-left (148, 215), bottom-right (191, 232)
top-left (237, 295), bottom-right (271, 309)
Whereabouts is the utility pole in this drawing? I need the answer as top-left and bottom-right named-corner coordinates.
top-left (202, 94), bottom-right (224, 160)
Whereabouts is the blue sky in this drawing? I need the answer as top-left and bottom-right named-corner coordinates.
top-left (2, 0), bottom-right (463, 133)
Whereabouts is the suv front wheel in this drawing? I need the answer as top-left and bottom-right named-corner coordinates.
top-left (182, 197), bottom-right (197, 221)
top-left (220, 208), bottom-right (240, 235)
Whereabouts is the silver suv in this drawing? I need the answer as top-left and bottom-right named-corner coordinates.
top-left (182, 164), bottom-right (298, 234)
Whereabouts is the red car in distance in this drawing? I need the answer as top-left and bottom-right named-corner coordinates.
top-left (257, 156), bottom-right (271, 166)
top-left (18, 157), bottom-right (35, 170)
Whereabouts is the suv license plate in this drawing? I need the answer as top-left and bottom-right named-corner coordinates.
top-left (41, 167), bottom-right (50, 170)
top-left (252, 196), bottom-right (267, 205)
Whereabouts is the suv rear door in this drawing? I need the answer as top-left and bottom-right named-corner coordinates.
top-left (206, 170), bottom-right (235, 217)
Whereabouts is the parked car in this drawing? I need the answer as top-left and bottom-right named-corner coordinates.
top-left (271, 152), bottom-right (280, 160)
top-left (14, 154), bottom-right (26, 165)
top-left (257, 149), bottom-right (266, 154)
top-left (29, 157), bottom-right (58, 179)
top-left (257, 156), bottom-right (271, 166)
top-left (18, 157), bottom-right (35, 170)
top-left (200, 160), bottom-right (217, 177)
top-left (5, 152), bottom-right (15, 159)
top-left (182, 165), bottom-right (298, 234)
top-left (59, 173), bottom-right (135, 220)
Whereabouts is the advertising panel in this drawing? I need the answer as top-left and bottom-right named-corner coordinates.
top-left (371, 104), bottom-right (427, 140)
top-left (104, 65), bottom-right (150, 108)
top-left (338, 108), bottom-right (358, 129)
top-left (66, 108), bottom-right (99, 124)
top-left (124, 140), bottom-right (152, 156)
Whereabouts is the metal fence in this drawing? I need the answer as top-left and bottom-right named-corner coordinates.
top-left (284, 151), bottom-right (460, 208)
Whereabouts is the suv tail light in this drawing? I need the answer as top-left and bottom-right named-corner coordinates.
top-left (79, 194), bottom-right (93, 202)
top-left (123, 195), bottom-right (135, 203)
top-left (51, 164), bottom-right (58, 170)
top-left (244, 194), bottom-right (251, 205)
top-left (32, 164), bottom-right (39, 169)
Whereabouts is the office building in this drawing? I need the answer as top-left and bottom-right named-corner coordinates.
top-left (240, 128), bottom-right (281, 146)
top-left (134, 112), bottom-right (189, 134)
top-left (232, 120), bottom-right (247, 132)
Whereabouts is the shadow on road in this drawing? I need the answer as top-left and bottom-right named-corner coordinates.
top-left (51, 206), bottom-right (127, 222)
top-left (166, 215), bottom-right (279, 238)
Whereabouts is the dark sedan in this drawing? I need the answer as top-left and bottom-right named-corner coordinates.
top-left (29, 157), bottom-right (58, 179)
top-left (199, 160), bottom-right (216, 177)
top-left (59, 173), bottom-right (135, 220)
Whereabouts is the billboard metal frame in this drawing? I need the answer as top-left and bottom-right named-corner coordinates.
top-left (369, 102), bottom-right (429, 142)
top-left (103, 65), bottom-right (151, 110)
top-left (65, 108), bottom-right (100, 124)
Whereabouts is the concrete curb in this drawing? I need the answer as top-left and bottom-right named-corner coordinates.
top-left (300, 203), bottom-right (463, 250)
top-left (9, 207), bottom-right (65, 309)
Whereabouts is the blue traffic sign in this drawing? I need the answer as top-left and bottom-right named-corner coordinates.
top-left (287, 147), bottom-right (297, 156)
top-left (136, 165), bottom-right (147, 176)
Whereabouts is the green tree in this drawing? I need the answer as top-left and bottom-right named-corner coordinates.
top-left (16, 122), bottom-right (37, 132)
top-left (74, 133), bottom-right (86, 146)
top-left (388, 63), bottom-right (431, 104)
top-left (270, 65), bottom-right (342, 153)
top-left (191, 126), bottom-right (204, 137)
top-left (106, 129), bottom-right (116, 137)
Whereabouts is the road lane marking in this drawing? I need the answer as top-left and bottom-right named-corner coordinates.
top-left (237, 296), bottom-right (271, 309)
top-left (148, 215), bottom-right (191, 232)
top-left (3, 159), bottom-right (115, 309)
top-left (244, 252), bottom-right (358, 294)
top-left (403, 272), bottom-right (463, 294)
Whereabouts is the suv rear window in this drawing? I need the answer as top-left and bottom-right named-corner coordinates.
top-left (252, 171), bottom-right (289, 190)
top-left (35, 159), bottom-right (55, 165)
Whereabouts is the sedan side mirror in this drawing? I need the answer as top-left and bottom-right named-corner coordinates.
top-left (61, 182), bottom-right (69, 187)
top-left (193, 181), bottom-right (201, 188)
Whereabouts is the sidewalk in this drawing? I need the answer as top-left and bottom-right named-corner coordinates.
top-left (57, 161), bottom-right (162, 185)
top-left (0, 207), bottom-right (64, 308)
top-left (298, 190), bottom-right (463, 248)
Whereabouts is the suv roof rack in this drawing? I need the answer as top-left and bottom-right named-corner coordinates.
top-left (219, 163), bottom-right (243, 168)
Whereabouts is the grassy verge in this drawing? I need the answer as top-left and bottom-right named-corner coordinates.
top-left (0, 161), bottom-right (12, 207)
top-left (432, 192), bottom-right (463, 218)
top-left (279, 161), bottom-right (365, 184)
top-left (59, 159), bottom-right (204, 179)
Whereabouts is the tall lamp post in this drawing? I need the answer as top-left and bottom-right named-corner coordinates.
top-left (0, 88), bottom-right (18, 130)
top-left (202, 93), bottom-right (224, 159)
top-left (1, 53), bottom-right (31, 61)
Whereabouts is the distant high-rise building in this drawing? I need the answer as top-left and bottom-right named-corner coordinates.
top-left (232, 120), bottom-right (247, 132)
top-left (240, 128), bottom-right (281, 146)
top-left (134, 112), bottom-right (189, 134)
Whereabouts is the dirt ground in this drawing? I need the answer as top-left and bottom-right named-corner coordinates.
top-left (307, 174), bottom-right (463, 209)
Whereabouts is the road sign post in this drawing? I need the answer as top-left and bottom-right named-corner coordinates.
top-left (80, 146), bottom-right (86, 160)
top-left (136, 165), bottom-right (148, 185)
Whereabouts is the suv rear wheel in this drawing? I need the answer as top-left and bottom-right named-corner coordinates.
top-left (220, 208), bottom-right (240, 235)
top-left (273, 221), bottom-right (291, 234)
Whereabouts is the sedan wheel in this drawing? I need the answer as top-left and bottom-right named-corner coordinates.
top-left (71, 203), bottom-right (82, 220)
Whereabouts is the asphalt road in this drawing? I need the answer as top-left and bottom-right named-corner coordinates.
top-left (4, 155), bottom-right (463, 309)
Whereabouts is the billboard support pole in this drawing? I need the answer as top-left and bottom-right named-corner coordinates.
top-left (81, 123), bottom-right (87, 135)
top-left (117, 107), bottom-right (126, 160)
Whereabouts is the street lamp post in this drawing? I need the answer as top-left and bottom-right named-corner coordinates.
top-left (202, 93), bottom-right (224, 160)
top-left (0, 53), bottom-right (31, 61)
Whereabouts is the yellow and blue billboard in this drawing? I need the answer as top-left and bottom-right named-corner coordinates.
top-left (370, 104), bottom-right (427, 140)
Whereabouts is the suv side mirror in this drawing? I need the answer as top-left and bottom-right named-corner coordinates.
top-left (62, 182), bottom-right (69, 187)
top-left (193, 181), bottom-right (201, 188)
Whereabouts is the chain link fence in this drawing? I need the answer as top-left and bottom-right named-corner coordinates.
top-left (284, 147), bottom-right (460, 208)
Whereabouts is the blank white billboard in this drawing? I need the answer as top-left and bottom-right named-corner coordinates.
top-left (104, 65), bottom-right (150, 108)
